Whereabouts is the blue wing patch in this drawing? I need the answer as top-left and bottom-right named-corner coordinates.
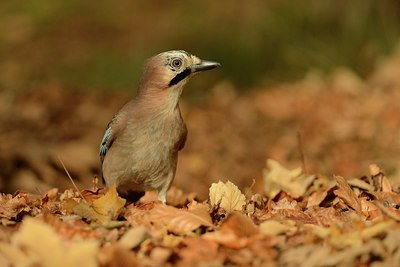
top-left (100, 127), bottom-right (112, 162)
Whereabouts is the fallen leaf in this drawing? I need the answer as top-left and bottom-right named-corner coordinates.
top-left (162, 234), bottom-right (184, 248)
top-left (69, 185), bottom-right (126, 223)
top-left (359, 198), bottom-right (380, 220)
top-left (347, 178), bottom-right (374, 192)
top-left (0, 218), bottom-right (98, 267)
top-left (92, 185), bottom-right (126, 221)
top-left (72, 201), bottom-right (108, 223)
top-left (369, 164), bottom-right (393, 192)
top-left (263, 159), bottom-right (315, 198)
top-left (149, 247), bottom-right (173, 266)
top-left (149, 204), bottom-right (214, 235)
top-left (209, 180), bottom-right (245, 212)
top-left (306, 189), bottom-right (331, 208)
top-left (333, 176), bottom-right (363, 215)
top-left (328, 231), bottom-right (363, 249)
top-left (99, 245), bottom-right (141, 267)
top-left (221, 211), bottom-right (258, 237)
top-left (259, 220), bottom-right (297, 236)
top-left (361, 220), bottom-right (395, 239)
top-left (202, 229), bottom-right (249, 249)
top-left (279, 244), bottom-right (331, 267)
top-left (119, 226), bottom-right (150, 249)
top-left (179, 237), bottom-right (220, 265)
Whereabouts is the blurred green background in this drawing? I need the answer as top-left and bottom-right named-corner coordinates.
top-left (0, 0), bottom-right (399, 93)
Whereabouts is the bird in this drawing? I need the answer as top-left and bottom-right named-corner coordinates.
top-left (99, 50), bottom-right (220, 203)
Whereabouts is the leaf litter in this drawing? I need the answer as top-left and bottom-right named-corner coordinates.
top-left (3, 50), bottom-right (400, 266)
top-left (0, 160), bottom-right (400, 266)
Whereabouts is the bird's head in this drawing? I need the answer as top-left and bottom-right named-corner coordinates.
top-left (137, 50), bottom-right (220, 100)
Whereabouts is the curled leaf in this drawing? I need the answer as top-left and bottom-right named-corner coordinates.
top-left (334, 176), bottom-right (362, 215)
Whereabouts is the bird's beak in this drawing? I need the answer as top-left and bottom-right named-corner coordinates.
top-left (191, 60), bottom-right (221, 73)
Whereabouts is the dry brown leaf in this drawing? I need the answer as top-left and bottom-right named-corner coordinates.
top-left (179, 237), bottom-right (220, 265)
top-left (202, 230), bottom-right (249, 249)
top-left (369, 164), bottom-right (393, 192)
top-left (0, 194), bottom-right (28, 219)
top-left (279, 244), bottom-right (331, 267)
top-left (347, 178), bottom-right (374, 192)
top-left (149, 204), bottom-right (214, 235)
top-left (209, 180), bottom-right (245, 212)
top-left (69, 185), bottom-right (125, 224)
top-left (162, 234), bottom-right (184, 248)
top-left (263, 159), bottom-right (315, 198)
top-left (221, 211), bottom-right (259, 237)
top-left (259, 220), bottom-right (297, 236)
top-left (92, 185), bottom-right (126, 221)
top-left (333, 175), bottom-right (363, 215)
top-left (118, 226), bottom-right (150, 249)
top-left (310, 220), bottom-right (365, 249)
top-left (149, 247), bottom-right (172, 266)
top-left (99, 245), bottom-right (141, 267)
top-left (359, 198), bottom-right (380, 220)
top-left (187, 201), bottom-right (211, 219)
top-left (361, 220), bottom-right (395, 239)
top-left (383, 229), bottom-right (400, 255)
top-left (0, 218), bottom-right (98, 267)
top-left (328, 231), bottom-right (363, 249)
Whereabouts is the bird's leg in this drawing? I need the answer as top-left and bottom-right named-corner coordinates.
top-left (157, 189), bottom-right (167, 204)
top-left (157, 172), bottom-right (175, 204)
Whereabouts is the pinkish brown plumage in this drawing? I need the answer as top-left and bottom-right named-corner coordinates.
top-left (100, 50), bottom-right (220, 203)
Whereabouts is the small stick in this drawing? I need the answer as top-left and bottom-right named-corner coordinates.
top-left (58, 156), bottom-right (88, 202)
top-left (297, 131), bottom-right (308, 174)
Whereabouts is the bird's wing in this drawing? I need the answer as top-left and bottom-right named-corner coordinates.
top-left (99, 114), bottom-right (125, 164)
top-left (99, 126), bottom-right (112, 164)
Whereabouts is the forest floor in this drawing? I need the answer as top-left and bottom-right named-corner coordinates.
top-left (1, 50), bottom-right (400, 266)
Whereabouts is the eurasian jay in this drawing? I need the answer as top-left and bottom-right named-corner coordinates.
top-left (100, 50), bottom-right (220, 203)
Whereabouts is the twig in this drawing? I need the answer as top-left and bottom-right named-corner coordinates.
top-left (244, 179), bottom-right (256, 197)
top-left (58, 156), bottom-right (88, 202)
top-left (34, 186), bottom-right (43, 195)
top-left (297, 131), bottom-right (308, 174)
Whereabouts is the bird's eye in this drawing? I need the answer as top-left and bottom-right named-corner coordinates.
top-left (171, 58), bottom-right (182, 68)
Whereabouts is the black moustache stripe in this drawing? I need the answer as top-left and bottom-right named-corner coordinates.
top-left (169, 68), bottom-right (191, 86)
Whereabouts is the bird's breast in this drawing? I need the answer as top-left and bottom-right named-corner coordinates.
top-left (117, 113), bottom-right (186, 181)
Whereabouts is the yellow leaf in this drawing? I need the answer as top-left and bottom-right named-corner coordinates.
top-left (262, 159), bottom-right (315, 198)
top-left (69, 185), bottom-right (126, 223)
top-left (73, 201), bottom-right (109, 223)
top-left (259, 220), bottom-right (297, 236)
top-left (361, 220), bottom-right (395, 240)
top-left (329, 232), bottom-right (363, 249)
top-left (209, 180), bottom-right (245, 212)
top-left (92, 185), bottom-right (126, 221)
top-left (119, 226), bottom-right (150, 249)
top-left (0, 218), bottom-right (98, 267)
